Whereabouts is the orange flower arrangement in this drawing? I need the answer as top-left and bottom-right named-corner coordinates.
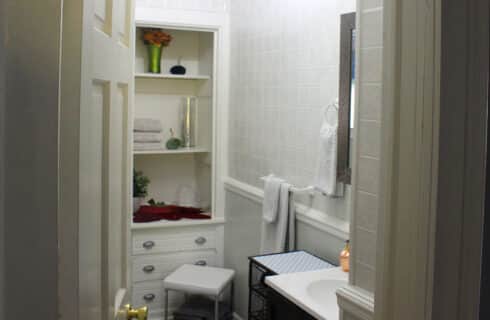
top-left (142, 29), bottom-right (172, 47)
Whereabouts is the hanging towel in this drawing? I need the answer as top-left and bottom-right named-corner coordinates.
top-left (260, 182), bottom-right (292, 254)
top-left (134, 118), bottom-right (162, 132)
top-left (262, 175), bottom-right (284, 223)
top-left (313, 103), bottom-right (344, 197)
top-left (134, 132), bottom-right (162, 143)
top-left (133, 142), bottom-right (162, 151)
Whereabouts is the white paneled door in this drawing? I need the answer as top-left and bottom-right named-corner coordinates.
top-left (78, 0), bottom-right (134, 319)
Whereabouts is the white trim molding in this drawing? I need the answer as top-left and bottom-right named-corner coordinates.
top-left (375, 0), bottom-right (441, 319)
top-left (223, 177), bottom-right (264, 204)
top-left (223, 177), bottom-right (350, 241)
top-left (337, 285), bottom-right (374, 320)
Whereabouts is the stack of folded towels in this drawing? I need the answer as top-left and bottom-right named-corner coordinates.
top-left (134, 118), bottom-right (163, 151)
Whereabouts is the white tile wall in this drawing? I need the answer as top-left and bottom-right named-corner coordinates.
top-left (350, 0), bottom-right (384, 293)
top-left (228, 0), bottom-right (356, 220)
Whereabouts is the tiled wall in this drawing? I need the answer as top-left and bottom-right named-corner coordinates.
top-left (228, 0), bottom-right (356, 219)
top-left (135, 0), bottom-right (228, 12)
top-left (350, 0), bottom-right (383, 293)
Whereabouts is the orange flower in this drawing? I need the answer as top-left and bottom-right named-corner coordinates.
top-left (142, 29), bottom-right (173, 46)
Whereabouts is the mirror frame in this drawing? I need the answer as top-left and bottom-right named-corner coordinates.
top-left (337, 12), bottom-right (356, 184)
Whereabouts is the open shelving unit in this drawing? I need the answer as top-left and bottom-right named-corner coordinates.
top-left (130, 17), bottom-right (226, 320)
top-left (133, 25), bottom-right (215, 217)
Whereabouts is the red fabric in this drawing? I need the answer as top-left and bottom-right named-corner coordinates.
top-left (133, 205), bottom-right (211, 223)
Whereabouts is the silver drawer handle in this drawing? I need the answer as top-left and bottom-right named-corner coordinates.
top-left (142, 241), bottom-right (155, 249)
top-left (195, 260), bottom-right (207, 266)
top-left (194, 237), bottom-right (207, 245)
top-left (143, 293), bottom-right (155, 302)
top-left (143, 265), bottom-right (155, 273)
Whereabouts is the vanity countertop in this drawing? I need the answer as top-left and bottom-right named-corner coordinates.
top-left (265, 267), bottom-right (348, 320)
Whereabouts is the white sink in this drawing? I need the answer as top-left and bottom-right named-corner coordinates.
top-left (307, 279), bottom-right (347, 312)
top-left (265, 267), bottom-right (348, 320)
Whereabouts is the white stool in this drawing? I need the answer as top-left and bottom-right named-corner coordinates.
top-left (163, 264), bottom-right (235, 320)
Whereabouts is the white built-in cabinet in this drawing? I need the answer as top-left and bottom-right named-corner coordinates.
top-left (131, 21), bottom-right (226, 319)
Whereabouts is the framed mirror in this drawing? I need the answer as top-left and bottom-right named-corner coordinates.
top-left (337, 12), bottom-right (356, 184)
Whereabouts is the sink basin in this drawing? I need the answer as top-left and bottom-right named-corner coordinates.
top-left (307, 280), bottom-right (348, 311)
top-left (265, 267), bottom-right (348, 320)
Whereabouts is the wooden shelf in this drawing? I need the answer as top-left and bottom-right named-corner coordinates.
top-left (133, 147), bottom-right (209, 155)
top-left (135, 73), bottom-right (211, 80)
top-left (131, 217), bottom-right (225, 230)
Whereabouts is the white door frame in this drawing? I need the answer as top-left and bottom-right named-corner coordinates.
top-left (374, 0), bottom-right (441, 319)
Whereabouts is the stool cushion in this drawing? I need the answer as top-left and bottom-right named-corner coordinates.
top-left (163, 264), bottom-right (235, 296)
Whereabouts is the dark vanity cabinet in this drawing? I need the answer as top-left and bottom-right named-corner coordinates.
top-left (248, 251), bottom-right (335, 320)
top-left (268, 289), bottom-right (316, 320)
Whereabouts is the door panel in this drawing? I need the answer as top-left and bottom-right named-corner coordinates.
top-left (79, 0), bottom-right (134, 319)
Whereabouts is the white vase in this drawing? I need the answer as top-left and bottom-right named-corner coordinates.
top-left (133, 197), bottom-right (145, 213)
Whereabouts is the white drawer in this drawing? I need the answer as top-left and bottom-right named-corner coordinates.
top-left (132, 227), bottom-right (217, 256)
top-left (132, 250), bottom-right (217, 282)
top-left (132, 281), bottom-right (184, 317)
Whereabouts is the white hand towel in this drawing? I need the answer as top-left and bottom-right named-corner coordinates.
top-left (134, 118), bottom-right (162, 132)
top-left (134, 132), bottom-right (162, 143)
top-left (260, 182), bottom-right (292, 254)
top-left (314, 104), bottom-right (344, 197)
top-left (133, 142), bottom-right (162, 151)
top-left (262, 175), bottom-right (284, 223)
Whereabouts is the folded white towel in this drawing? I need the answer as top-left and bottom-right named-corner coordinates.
top-left (260, 182), bottom-right (292, 254)
top-left (134, 132), bottom-right (162, 143)
top-left (314, 103), bottom-right (344, 197)
top-left (133, 142), bottom-right (162, 151)
top-left (134, 118), bottom-right (162, 132)
top-left (262, 175), bottom-right (284, 223)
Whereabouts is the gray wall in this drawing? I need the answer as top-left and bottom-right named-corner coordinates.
top-left (224, 190), bottom-right (345, 318)
top-left (4, 1), bottom-right (62, 319)
top-left (0, 0), bottom-right (5, 318)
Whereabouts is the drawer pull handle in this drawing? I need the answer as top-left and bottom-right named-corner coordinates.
top-left (142, 241), bottom-right (155, 249)
top-left (195, 237), bottom-right (207, 245)
top-left (195, 260), bottom-right (207, 266)
top-left (143, 265), bottom-right (155, 273)
top-left (143, 293), bottom-right (155, 302)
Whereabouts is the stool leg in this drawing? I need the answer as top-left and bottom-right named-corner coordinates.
top-left (164, 289), bottom-right (169, 320)
top-left (230, 282), bottom-right (234, 319)
top-left (215, 296), bottom-right (219, 320)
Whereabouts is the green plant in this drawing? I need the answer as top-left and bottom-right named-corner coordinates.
top-left (133, 169), bottom-right (150, 198)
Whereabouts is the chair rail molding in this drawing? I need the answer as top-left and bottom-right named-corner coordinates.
top-left (223, 177), bottom-right (350, 241)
